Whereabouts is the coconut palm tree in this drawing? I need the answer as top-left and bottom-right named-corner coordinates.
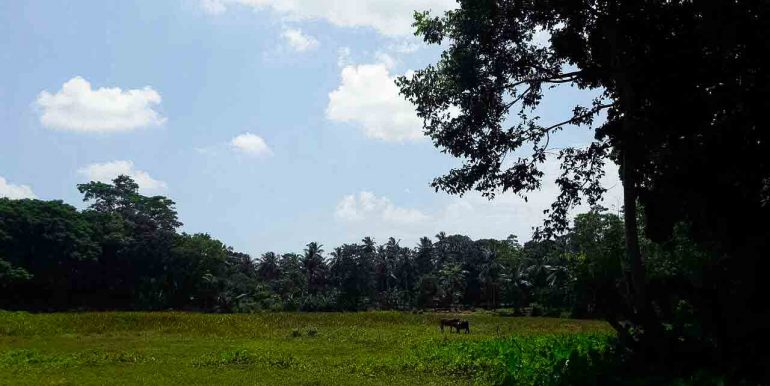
top-left (256, 252), bottom-right (280, 282)
top-left (301, 242), bottom-right (327, 294)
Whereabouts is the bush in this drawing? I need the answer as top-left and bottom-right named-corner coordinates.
top-left (299, 292), bottom-right (339, 312)
top-left (413, 333), bottom-right (618, 385)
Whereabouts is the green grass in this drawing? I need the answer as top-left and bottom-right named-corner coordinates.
top-left (0, 311), bottom-right (613, 385)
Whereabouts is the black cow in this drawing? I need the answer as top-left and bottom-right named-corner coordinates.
top-left (439, 318), bottom-right (470, 333)
top-left (439, 318), bottom-right (460, 333)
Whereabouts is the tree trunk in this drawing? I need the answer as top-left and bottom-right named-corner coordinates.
top-left (622, 156), bottom-right (647, 313)
top-left (492, 284), bottom-right (497, 310)
top-left (604, 6), bottom-right (665, 363)
top-left (605, 14), bottom-right (649, 320)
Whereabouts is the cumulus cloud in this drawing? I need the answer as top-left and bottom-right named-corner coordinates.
top-left (373, 52), bottom-right (397, 69)
top-left (78, 161), bottom-right (167, 194)
top-left (200, 0), bottom-right (457, 37)
top-left (231, 133), bottom-right (273, 156)
top-left (36, 77), bottom-right (165, 133)
top-left (282, 28), bottom-right (319, 52)
top-left (326, 62), bottom-right (423, 142)
top-left (335, 191), bottom-right (429, 224)
top-left (333, 159), bottom-right (624, 244)
top-left (0, 176), bottom-right (36, 199)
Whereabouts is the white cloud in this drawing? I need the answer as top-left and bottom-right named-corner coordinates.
top-left (333, 159), bottom-right (624, 244)
top-left (337, 47), bottom-right (352, 67)
top-left (335, 191), bottom-right (429, 225)
top-left (281, 28), bottom-right (319, 52)
top-left (327, 62), bottom-right (423, 142)
top-left (200, 0), bottom-right (457, 37)
top-left (373, 52), bottom-right (397, 69)
top-left (78, 161), bottom-right (167, 194)
top-left (231, 133), bottom-right (273, 157)
top-left (36, 77), bottom-right (165, 133)
top-left (0, 176), bottom-right (36, 199)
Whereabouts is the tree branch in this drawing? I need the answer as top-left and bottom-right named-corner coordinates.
top-left (505, 70), bottom-right (585, 89)
top-left (541, 103), bottom-right (615, 132)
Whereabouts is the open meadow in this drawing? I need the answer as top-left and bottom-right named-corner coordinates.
top-left (0, 312), bottom-right (613, 385)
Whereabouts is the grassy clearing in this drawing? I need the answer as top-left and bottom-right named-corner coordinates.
top-left (0, 311), bottom-right (613, 385)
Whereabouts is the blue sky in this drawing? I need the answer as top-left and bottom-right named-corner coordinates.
top-left (0, 0), bottom-right (620, 255)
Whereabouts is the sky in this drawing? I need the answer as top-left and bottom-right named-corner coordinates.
top-left (0, 0), bottom-right (621, 255)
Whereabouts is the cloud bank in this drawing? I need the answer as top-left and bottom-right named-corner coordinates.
top-left (333, 159), bottom-right (624, 244)
top-left (200, 0), bottom-right (457, 37)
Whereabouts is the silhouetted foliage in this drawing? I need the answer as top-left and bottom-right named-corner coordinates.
top-left (398, 0), bottom-right (770, 382)
top-left (0, 198), bottom-right (99, 309)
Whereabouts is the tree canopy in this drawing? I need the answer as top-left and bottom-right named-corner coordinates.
top-left (398, 0), bottom-right (770, 380)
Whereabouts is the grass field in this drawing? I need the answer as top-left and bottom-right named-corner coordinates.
top-left (0, 311), bottom-right (614, 385)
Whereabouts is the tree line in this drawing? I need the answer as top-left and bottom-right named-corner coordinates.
top-left (1, 175), bottom-right (700, 318)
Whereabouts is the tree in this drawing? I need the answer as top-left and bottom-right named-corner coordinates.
top-left (484, 235), bottom-right (527, 309)
top-left (78, 175), bottom-right (181, 232)
top-left (566, 210), bottom-right (625, 318)
top-left (329, 245), bottom-right (357, 310)
top-left (519, 239), bottom-right (571, 313)
top-left (388, 238), bottom-right (416, 308)
top-left (0, 198), bottom-right (99, 309)
top-left (435, 234), bottom-right (483, 304)
top-left (438, 262), bottom-right (466, 307)
top-left (276, 253), bottom-right (305, 309)
top-left (167, 233), bottom-right (229, 310)
top-left (414, 237), bottom-right (435, 277)
top-left (301, 242), bottom-right (327, 295)
top-left (329, 242), bottom-right (376, 311)
top-left (77, 175), bottom-right (181, 309)
top-left (398, 0), bottom-right (770, 378)
top-left (476, 245), bottom-right (501, 309)
top-left (257, 252), bottom-right (280, 284)
top-left (216, 249), bottom-right (266, 313)
top-left (0, 257), bottom-right (32, 287)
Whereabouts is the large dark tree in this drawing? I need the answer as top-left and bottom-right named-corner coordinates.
top-left (398, 0), bottom-right (770, 379)
top-left (0, 198), bottom-right (99, 309)
top-left (77, 175), bottom-right (182, 308)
